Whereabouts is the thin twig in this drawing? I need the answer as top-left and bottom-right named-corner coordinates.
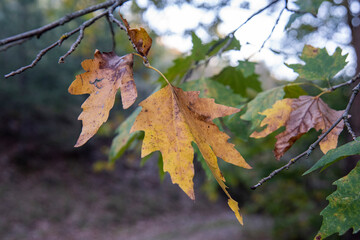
top-left (182, 0), bottom-right (282, 82)
top-left (329, 72), bottom-right (360, 91)
top-left (4, 30), bottom-right (77, 78)
top-left (343, 116), bottom-right (357, 141)
top-left (106, 15), bottom-right (116, 51)
top-left (5, 0), bottom-right (126, 77)
top-left (0, 0), bottom-right (127, 47)
top-left (107, 9), bottom-right (126, 31)
top-left (0, 39), bottom-right (27, 52)
top-left (251, 81), bottom-right (360, 190)
top-left (258, 7), bottom-right (285, 52)
top-left (284, 0), bottom-right (307, 15)
top-left (58, 12), bottom-right (106, 63)
top-left (230, 0), bottom-right (281, 35)
top-left (217, 34), bottom-right (234, 57)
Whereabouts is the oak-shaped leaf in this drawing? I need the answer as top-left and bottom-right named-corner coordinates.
top-left (121, 14), bottom-right (152, 56)
top-left (131, 84), bottom-right (251, 224)
top-left (315, 161), bottom-right (360, 239)
top-left (69, 50), bottom-right (137, 147)
top-left (251, 96), bottom-right (344, 159)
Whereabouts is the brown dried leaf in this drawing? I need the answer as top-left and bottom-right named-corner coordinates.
top-left (121, 14), bottom-right (152, 56)
top-left (69, 50), bottom-right (137, 147)
top-left (131, 84), bottom-right (250, 224)
top-left (251, 96), bottom-right (344, 159)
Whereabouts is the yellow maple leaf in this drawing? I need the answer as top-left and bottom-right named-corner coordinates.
top-left (251, 96), bottom-right (344, 159)
top-left (69, 50), bottom-right (137, 147)
top-left (131, 84), bottom-right (251, 224)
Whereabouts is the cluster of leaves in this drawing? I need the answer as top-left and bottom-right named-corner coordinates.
top-left (3, 0), bottom-right (359, 238)
top-left (68, 10), bottom-right (360, 237)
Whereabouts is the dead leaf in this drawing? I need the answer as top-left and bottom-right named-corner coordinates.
top-left (69, 50), bottom-right (137, 147)
top-left (251, 96), bottom-right (344, 159)
top-left (131, 84), bottom-right (251, 224)
top-left (121, 14), bottom-right (152, 56)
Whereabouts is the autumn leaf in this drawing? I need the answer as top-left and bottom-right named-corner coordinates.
top-left (315, 161), bottom-right (360, 239)
top-left (69, 50), bottom-right (137, 147)
top-left (241, 86), bottom-right (285, 133)
top-left (121, 14), bottom-right (152, 56)
top-left (131, 84), bottom-right (251, 224)
top-left (251, 96), bottom-right (344, 159)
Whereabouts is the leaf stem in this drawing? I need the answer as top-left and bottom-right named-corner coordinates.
top-left (133, 52), bottom-right (171, 85)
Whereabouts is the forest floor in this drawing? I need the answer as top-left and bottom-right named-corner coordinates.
top-left (0, 144), bottom-right (272, 240)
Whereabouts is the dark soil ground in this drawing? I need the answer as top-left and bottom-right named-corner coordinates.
top-left (0, 142), bottom-right (272, 240)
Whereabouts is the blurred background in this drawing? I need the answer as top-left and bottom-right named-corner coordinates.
top-left (1, 0), bottom-right (360, 239)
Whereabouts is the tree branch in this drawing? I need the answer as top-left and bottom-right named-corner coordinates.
top-left (106, 15), bottom-right (116, 51)
top-left (3, 0), bottom-right (128, 78)
top-left (58, 11), bottom-right (107, 63)
top-left (259, 7), bottom-right (285, 52)
top-left (251, 78), bottom-right (360, 190)
top-left (230, 0), bottom-right (281, 35)
top-left (0, 0), bottom-right (127, 47)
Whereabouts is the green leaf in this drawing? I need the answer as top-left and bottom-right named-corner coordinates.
top-left (241, 86), bottom-right (285, 133)
top-left (223, 109), bottom-right (253, 140)
top-left (159, 56), bottom-right (193, 85)
top-left (157, 154), bottom-right (166, 181)
top-left (213, 64), bottom-right (261, 97)
top-left (180, 78), bottom-right (247, 107)
top-left (315, 161), bottom-right (360, 239)
top-left (287, 45), bottom-right (348, 81)
top-left (285, 13), bottom-right (302, 29)
top-left (285, 0), bottom-right (325, 29)
top-left (109, 108), bottom-right (141, 162)
top-left (237, 60), bottom-right (256, 78)
top-left (191, 32), bottom-right (208, 61)
top-left (304, 138), bottom-right (360, 175)
top-left (206, 36), bottom-right (241, 56)
top-left (191, 33), bottom-right (241, 61)
top-left (294, 0), bottom-right (325, 15)
top-left (192, 143), bottom-right (213, 180)
top-left (283, 84), bottom-right (307, 98)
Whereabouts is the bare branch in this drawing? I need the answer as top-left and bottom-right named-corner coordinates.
top-left (58, 11), bottom-right (108, 63)
top-left (284, 0), bottom-right (307, 15)
top-left (259, 7), bottom-right (285, 52)
top-left (107, 10), bottom-right (127, 31)
top-left (4, 0), bottom-right (127, 78)
top-left (343, 116), bottom-right (357, 141)
top-left (0, 39), bottom-right (27, 52)
top-left (181, 0), bottom-right (282, 82)
top-left (106, 15), bottom-right (116, 51)
top-left (0, 0), bottom-right (127, 47)
top-left (251, 80), bottom-right (360, 190)
top-left (230, 0), bottom-right (281, 35)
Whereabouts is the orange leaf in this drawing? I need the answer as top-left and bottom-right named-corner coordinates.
top-left (251, 96), bottom-right (344, 159)
top-left (131, 84), bottom-right (250, 224)
top-left (69, 50), bottom-right (137, 147)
